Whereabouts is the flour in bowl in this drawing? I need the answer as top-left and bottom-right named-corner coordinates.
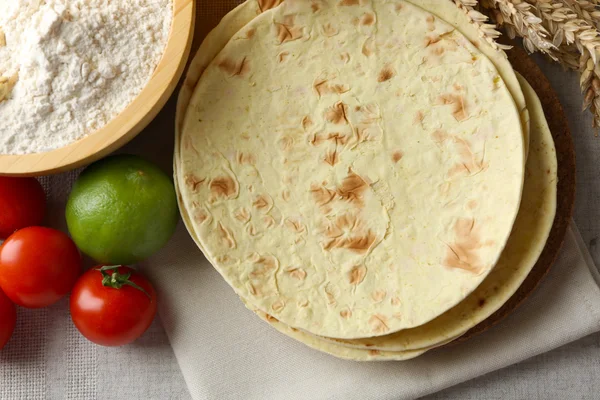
top-left (0, 0), bottom-right (173, 155)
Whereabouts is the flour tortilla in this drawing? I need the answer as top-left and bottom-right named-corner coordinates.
top-left (312, 73), bottom-right (557, 350)
top-left (178, 0), bottom-right (525, 339)
top-left (175, 6), bottom-right (557, 355)
top-left (175, 2), bottom-right (552, 359)
top-left (175, 0), bottom-right (530, 161)
top-left (232, 74), bottom-right (557, 358)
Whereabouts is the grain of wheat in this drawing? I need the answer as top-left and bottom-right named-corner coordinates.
top-left (476, 0), bottom-right (600, 128)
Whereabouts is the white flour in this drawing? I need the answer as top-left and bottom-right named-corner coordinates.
top-left (0, 0), bottom-right (173, 155)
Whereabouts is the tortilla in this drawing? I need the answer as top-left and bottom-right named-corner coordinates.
top-left (311, 73), bottom-right (557, 349)
top-left (240, 74), bottom-right (557, 358)
top-left (176, 0), bottom-right (530, 161)
top-left (175, 2), bottom-right (554, 360)
top-left (177, 0), bottom-right (525, 339)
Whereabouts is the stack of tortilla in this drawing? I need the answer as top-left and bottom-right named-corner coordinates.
top-left (174, 0), bottom-right (557, 361)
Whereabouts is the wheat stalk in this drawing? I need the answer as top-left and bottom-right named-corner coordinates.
top-left (453, 0), bottom-right (512, 50)
top-left (478, 0), bottom-right (600, 127)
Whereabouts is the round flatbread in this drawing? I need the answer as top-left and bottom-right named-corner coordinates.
top-left (312, 73), bottom-right (557, 350)
top-left (178, 0), bottom-right (524, 339)
top-left (175, 3), bottom-right (557, 356)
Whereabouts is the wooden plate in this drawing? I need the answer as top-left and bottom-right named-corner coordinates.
top-left (0, 0), bottom-right (195, 177)
top-left (454, 46), bottom-right (576, 344)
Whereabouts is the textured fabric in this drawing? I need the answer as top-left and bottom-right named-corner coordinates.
top-left (145, 221), bottom-right (600, 400)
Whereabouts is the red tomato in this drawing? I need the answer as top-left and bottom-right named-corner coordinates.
top-left (0, 227), bottom-right (82, 308)
top-left (70, 266), bottom-right (157, 346)
top-left (0, 287), bottom-right (16, 350)
top-left (0, 177), bottom-right (46, 239)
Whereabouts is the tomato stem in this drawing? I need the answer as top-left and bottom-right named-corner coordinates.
top-left (96, 266), bottom-right (152, 299)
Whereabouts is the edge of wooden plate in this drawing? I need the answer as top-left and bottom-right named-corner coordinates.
top-left (0, 0), bottom-right (195, 177)
top-left (452, 45), bottom-right (576, 344)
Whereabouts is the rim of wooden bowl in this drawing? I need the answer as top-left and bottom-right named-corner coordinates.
top-left (0, 0), bottom-right (195, 177)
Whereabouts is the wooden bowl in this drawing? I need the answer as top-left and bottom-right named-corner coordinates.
top-left (0, 0), bottom-right (195, 177)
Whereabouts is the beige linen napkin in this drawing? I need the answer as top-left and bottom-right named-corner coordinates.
top-left (143, 221), bottom-right (600, 400)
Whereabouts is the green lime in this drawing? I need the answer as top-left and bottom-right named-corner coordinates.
top-left (66, 154), bottom-right (178, 265)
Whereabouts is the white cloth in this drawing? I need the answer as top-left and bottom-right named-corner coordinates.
top-left (144, 221), bottom-right (600, 400)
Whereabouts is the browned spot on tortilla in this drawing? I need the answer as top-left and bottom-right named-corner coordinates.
top-left (236, 152), bottom-right (256, 165)
top-left (218, 56), bottom-right (250, 77)
top-left (194, 209), bottom-right (210, 224)
top-left (216, 255), bottom-right (231, 264)
top-left (349, 265), bottom-right (367, 285)
top-left (310, 184), bottom-right (336, 207)
top-left (322, 23), bottom-right (339, 37)
top-left (391, 296), bottom-right (401, 306)
top-left (249, 255), bottom-right (278, 278)
top-left (478, 298), bottom-right (486, 307)
top-left (467, 199), bottom-right (478, 210)
top-left (325, 101), bottom-right (349, 124)
top-left (443, 218), bottom-right (484, 274)
top-left (233, 207), bottom-right (251, 224)
top-left (371, 290), bottom-right (386, 303)
top-left (281, 190), bottom-right (291, 202)
top-left (257, 0), bottom-right (283, 12)
top-left (246, 223), bottom-right (258, 237)
top-left (323, 213), bottom-right (376, 253)
top-left (278, 51), bottom-right (290, 63)
top-left (340, 308), bottom-right (352, 319)
top-left (248, 283), bottom-right (260, 296)
top-left (284, 217), bottom-right (305, 233)
top-left (297, 298), bottom-right (309, 307)
top-left (311, 1), bottom-right (321, 12)
top-left (339, 52), bottom-right (351, 63)
top-left (414, 110), bottom-right (425, 125)
top-left (453, 83), bottom-right (464, 91)
top-left (392, 151), bottom-right (403, 163)
top-left (337, 171), bottom-right (369, 206)
top-left (183, 136), bottom-right (199, 155)
top-left (278, 135), bottom-right (294, 151)
top-left (217, 223), bottom-right (236, 249)
top-left (368, 349), bottom-right (381, 356)
top-left (302, 116), bottom-right (313, 130)
top-left (426, 15), bottom-right (435, 31)
top-left (432, 130), bottom-right (487, 177)
top-left (361, 13), bottom-right (375, 25)
top-left (362, 37), bottom-right (375, 57)
top-left (369, 314), bottom-right (390, 334)
top-left (314, 79), bottom-right (351, 97)
top-left (310, 133), bottom-right (326, 146)
top-left (184, 174), bottom-right (205, 192)
top-left (265, 313), bottom-right (278, 323)
top-left (324, 283), bottom-right (339, 305)
top-left (209, 176), bottom-right (238, 198)
top-left (271, 299), bottom-right (285, 312)
top-left (437, 93), bottom-right (468, 121)
top-left (328, 132), bottom-right (349, 145)
top-left (324, 148), bottom-right (339, 166)
top-left (245, 28), bottom-right (256, 39)
top-left (339, 0), bottom-right (359, 5)
top-left (252, 194), bottom-right (273, 211)
top-left (286, 267), bottom-right (307, 281)
top-left (275, 16), bottom-right (303, 44)
top-left (378, 65), bottom-right (396, 82)
top-left (395, 3), bottom-right (403, 12)
top-left (433, 46), bottom-right (446, 56)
